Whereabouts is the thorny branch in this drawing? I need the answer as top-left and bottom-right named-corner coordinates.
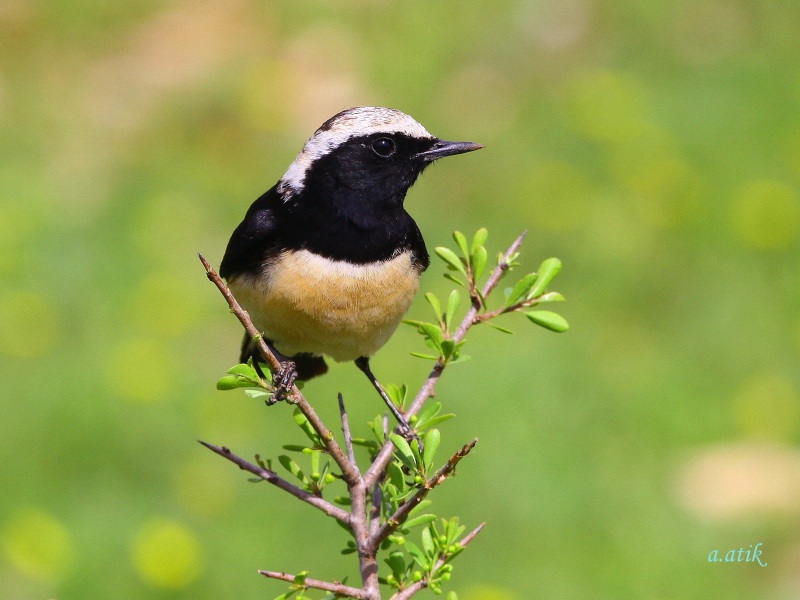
top-left (197, 232), bottom-right (527, 598)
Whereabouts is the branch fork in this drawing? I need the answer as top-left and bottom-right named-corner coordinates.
top-left (198, 232), bottom-right (526, 599)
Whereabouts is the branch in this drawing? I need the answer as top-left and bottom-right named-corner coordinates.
top-left (388, 522), bottom-right (486, 600)
top-left (364, 232), bottom-right (526, 488)
top-left (259, 570), bottom-right (367, 599)
top-left (199, 254), bottom-right (362, 486)
top-left (370, 439), bottom-right (477, 551)
top-left (199, 441), bottom-right (350, 524)
top-left (339, 393), bottom-right (357, 466)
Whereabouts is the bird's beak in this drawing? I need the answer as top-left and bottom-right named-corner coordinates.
top-left (414, 140), bottom-right (484, 162)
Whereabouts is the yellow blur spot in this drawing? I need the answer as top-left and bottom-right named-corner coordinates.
top-left (609, 129), bottom-right (706, 228)
top-left (128, 272), bottom-right (200, 338)
top-left (1, 509), bottom-right (73, 582)
top-left (106, 338), bottom-right (173, 403)
top-left (730, 180), bottom-right (800, 250)
top-left (0, 291), bottom-right (61, 358)
top-left (462, 584), bottom-right (521, 600)
top-left (734, 374), bottom-right (798, 441)
top-left (131, 518), bottom-right (201, 589)
top-left (173, 456), bottom-right (236, 517)
top-left (567, 70), bottom-right (650, 142)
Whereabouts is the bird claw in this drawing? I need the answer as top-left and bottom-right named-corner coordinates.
top-left (268, 361), bottom-right (298, 404)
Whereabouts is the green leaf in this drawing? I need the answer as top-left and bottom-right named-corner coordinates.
top-left (421, 526), bottom-right (435, 558)
top-left (445, 290), bottom-right (460, 332)
top-left (385, 551), bottom-right (406, 579)
top-left (384, 383), bottom-right (407, 409)
top-left (293, 409), bottom-right (322, 445)
top-left (538, 291), bottom-right (566, 303)
top-left (528, 258), bottom-right (562, 299)
top-left (525, 310), bottom-right (569, 332)
top-left (471, 228), bottom-right (488, 254)
top-left (424, 292), bottom-right (442, 323)
top-left (293, 571), bottom-right (309, 585)
top-left (416, 401), bottom-right (441, 425)
top-left (282, 444), bottom-right (309, 452)
top-left (215, 374), bottom-right (251, 390)
top-left (403, 514), bottom-right (437, 529)
top-left (418, 323), bottom-right (444, 348)
top-left (434, 247), bottom-right (467, 276)
top-left (452, 231), bottom-right (469, 259)
top-left (504, 272), bottom-right (538, 307)
top-left (422, 429), bottom-right (441, 472)
top-left (278, 455), bottom-right (307, 483)
top-left (409, 352), bottom-right (439, 360)
top-left (470, 245), bottom-right (488, 280)
top-left (486, 322), bottom-right (513, 334)
top-left (446, 592), bottom-right (459, 600)
top-left (390, 434), bottom-right (417, 470)
top-left (387, 461), bottom-right (406, 492)
top-left (244, 389), bottom-right (271, 401)
top-left (405, 541), bottom-right (427, 569)
top-left (443, 272), bottom-right (467, 289)
top-left (226, 363), bottom-right (256, 378)
top-left (417, 413), bottom-right (456, 431)
top-left (440, 340), bottom-right (455, 360)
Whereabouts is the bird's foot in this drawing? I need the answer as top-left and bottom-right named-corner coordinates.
top-left (268, 361), bottom-right (298, 404)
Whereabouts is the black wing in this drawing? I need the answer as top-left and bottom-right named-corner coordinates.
top-left (219, 185), bottom-right (282, 279)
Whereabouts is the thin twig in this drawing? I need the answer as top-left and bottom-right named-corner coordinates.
top-left (199, 441), bottom-right (350, 524)
top-left (364, 232), bottom-right (526, 488)
top-left (388, 522), bottom-right (486, 600)
top-left (370, 439), bottom-right (477, 552)
top-left (199, 254), bottom-right (361, 486)
top-left (259, 570), bottom-right (367, 599)
top-left (338, 393), bottom-right (357, 467)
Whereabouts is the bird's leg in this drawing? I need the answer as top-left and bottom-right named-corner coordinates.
top-left (354, 356), bottom-right (422, 451)
top-left (251, 340), bottom-right (297, 404)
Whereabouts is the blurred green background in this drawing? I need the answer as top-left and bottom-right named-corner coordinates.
top-left (2, 0), bottom-right (799, 598)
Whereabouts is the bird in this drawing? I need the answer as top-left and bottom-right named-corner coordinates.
top-left (220, 106), bottom-right (482, 430)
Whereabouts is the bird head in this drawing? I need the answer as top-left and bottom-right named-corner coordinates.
top-left (277, 107), bottom-right (482, 213)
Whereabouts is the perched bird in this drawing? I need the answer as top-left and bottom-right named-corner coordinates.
top-left (220, 106), bottom-right (482, 427)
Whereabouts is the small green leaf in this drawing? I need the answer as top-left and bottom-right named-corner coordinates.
top-left (470, 245), bottom-right (488, 280)
top-left (227, 363), bottom-right (257, 378)
top-left (278, 455), bottom-right (307, 483)
top-left (293, 571), bottom-right (309, 585)
top-left (525, 310), bottom-right (569, 332)
top-left (403, 514), bottom-right (437, 529)
top-left (390, 434), bottom-right (417, 470)
top-left (293, 409), bottom-right (323, 445)
top-left (435, 247), bottom-right (467, 276)
top-left (486, 322), bottom-right (513, 334)
top-left (443, 272), bottom-right (467, 289)
top-left (424, 292), bottom-right (442, 323)
top-left (387, 461), bottom-right (406, 492)
top-left (422, 429), bottom-right (441, 472)
top-left (417, 413), bottom-right (456, 431)
top-left (538, 291), bottom-right (566, 303)
top-left (405, 541), bottom-right (427, 569)
top-left (215, 375), bottom-right (250, 390)
top-left (416, 401), bottom-right (441, 426)
top-left (385, 551), bottom-right (406, 579)
top-left (421, 526), bottom-right (435, 558)
top-left (282, 444), bottom-right (309, 452)
top-left (440, 339), bottom-right (455, 360)
top-left (417, 322), bottom-right (444, 347)
top-left (445, 290), bottom-right (460, 332)
top-left (452, 231), bottom-right (469, 259)
top-left (471, 228), bottom-right (488, 254)
top-left (244, 389), bottom-right (271, 400)
top-left (528, 257), bottom-right (562, 299)
top-left (446, 592), bottom-right (459, 600)
top-left (505, 272), bottom-right (538, 307)
top-left (409, 352), bottom-right (439, 360)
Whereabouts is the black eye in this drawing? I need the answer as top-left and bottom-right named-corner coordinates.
top-left (371, 137), bottom-right (396, 158)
